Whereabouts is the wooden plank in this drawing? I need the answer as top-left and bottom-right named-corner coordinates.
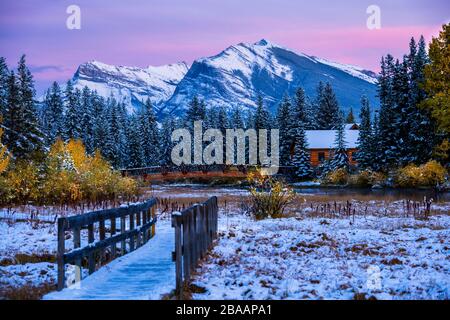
top-left (57, 217), bottom-right (66, 291)
top-left (129, 213), bottom-right (135, 251)
top-left (88, 223), bottom-right (95, 274)
top-left (182, 211), bottom-right (191, 282)
top-left (73, 227), bottom-right (82, 283)
top-left (120, 216), bottom-right (126, 255)
top-left (173, 215), bottom-right (183, 299)
top-left (64, 220), bottom-right (156, 262)
top-left (110, 218), bottom-right (117, 258)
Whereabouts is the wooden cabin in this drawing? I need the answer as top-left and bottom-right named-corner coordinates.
top-left (305, 125), bottom-right (359, 167)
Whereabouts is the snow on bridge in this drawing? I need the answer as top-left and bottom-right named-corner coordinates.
top-left (44, 220), bottom-right (175, 300)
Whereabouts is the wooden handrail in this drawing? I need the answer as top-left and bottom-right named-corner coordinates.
top-left (57, 198), bottom-right (157, 291)
top-left (171, 196), bottom-right (218, 299)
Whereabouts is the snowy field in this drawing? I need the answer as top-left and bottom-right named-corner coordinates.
top-left (1, 187), bottom-right (449, 300)
top-left (192, 213), bottom-right (450, 300)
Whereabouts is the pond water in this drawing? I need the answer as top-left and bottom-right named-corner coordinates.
top-left (148, 184), bottom-right (450, 204)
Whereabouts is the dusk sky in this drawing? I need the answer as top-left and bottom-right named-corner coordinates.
top-left (1, 0), bottom-right (449, 94)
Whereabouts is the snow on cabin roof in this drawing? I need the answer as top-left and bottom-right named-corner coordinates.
top-left (306, 130), bottom-right (359, 149)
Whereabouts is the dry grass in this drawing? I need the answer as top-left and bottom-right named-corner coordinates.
top-left (0, 282), bottom-right (56, 300)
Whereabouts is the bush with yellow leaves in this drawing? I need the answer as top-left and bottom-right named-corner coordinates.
top-left (396, 160), bottom-right (447, 187)
top-left (247, 170), bottom-right (295, 220)
top-left (348, 170), bottom-right (387, 187)
top-left (0, 138), bottom-right (140, 206)
top-left (322, 168), bottom-right (349, 185)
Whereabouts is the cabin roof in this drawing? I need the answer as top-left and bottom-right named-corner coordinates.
top-left (305, 129), bottom-right (359, 149)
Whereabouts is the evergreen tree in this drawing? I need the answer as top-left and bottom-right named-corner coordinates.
top-left (230, 106), bottom-right (244, 129)
top-left (291, 122), bottom-right (312, 179)
top-left (42, 81), bottom-right (65, 145)
top-left (64, 81), bottom-right (82, 140)
top-left (276, 94), bottom-right (292, 166)
top-left (377, 54), bottom-right (399, 169)
top-left (253, 95), bottom-right (270, 130)
top-left (126, 115), bottom-right (145, 168)
top-left (346, 108), bottom-right (355, 124)
top-left (185, 96), bottom-right (206, 126)
top-left (0, 57), bottom-right (9, 116)
top-left (160, 117), bottom-right (176, 167)
top-left (103, 97), bottom-right (127, 168)
top-left (3, 56), bottom-right (44, 159)
top-left (330, 112), bottom-right (350, 171)
top-left (139, 99), bottom-right (160, 166)
top-left (92, 94), bottom-right (109, 153)
top-left (355, 96), bottom-right (373, 169)
top-left (316, 82), bottom-right (340, 129)
top-left (80, 86), bottom-right (95, 154)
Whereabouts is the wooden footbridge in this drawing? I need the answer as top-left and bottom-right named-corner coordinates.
top-left (44, 196), bottom-right (219, 300)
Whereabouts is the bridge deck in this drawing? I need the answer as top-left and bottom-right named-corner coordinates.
top-left (44, 220), bottom-right (174, 300)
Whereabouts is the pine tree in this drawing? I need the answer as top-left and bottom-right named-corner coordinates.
top-left (230, 106), bottom-right (244, 129)
top-left (316, 82), bottom-right (340, 129)
top-left (3, 56), bottom-right (44, 159)
top-left (346, 108), bottom-right (355, 124)
top-left (276, 94), bottom-right (292, 166)
top-left (80, 86), bottom-right (95, 154)
top-left (42, 81), bottom-right (65, 145)
top-left (356, 96), bottom-right (373, 169)
top-left (103, 97), bottom-right (127, 168)
top-left (0, 57), bottom-right (9, 116)
top-left (92, 94), bottom-right (109, 153)
top-left (126, 115), bottom-right (145, 168)
top-left (64, 81), bottom-right (82, 140)
top-left (330, 112), bottom-right (350, 171)
top-left (160, 117), bottom-right (176, 167)
top-left (377, 54), bottom-right (399, 169)
top-left (253, 95), bottom-right (270, 130)
top-left (139, 99), bottom-right (160, 166)
top-left (291, 122), bottom-right (312, 179)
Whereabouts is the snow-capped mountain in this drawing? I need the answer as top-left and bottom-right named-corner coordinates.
top-left (70, 39), bottom-right (379, 117)
top-left (162, 39), bottom-right (378, 116)
top-left (72, 60), bottom-right (189, 113)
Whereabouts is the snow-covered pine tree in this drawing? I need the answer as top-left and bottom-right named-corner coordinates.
top-left (42, 81), bottom-right (65, 145)
top-left (291, 122), bottom-right (312, 179)
top-left (316, 82), bottom-right (340, 129)
top-left (330, 112), bottom-right (350, 171)
top-left (377, 54), bottom-right (399, 169)
top-left (185, 96), bottom-right (206, 127)
top-left (276, 94), bottom-right (292, 166)
top-left (253, 95), bottom-right (270, 130)
top-left (355, 96), bottom-right (373, 169)
top-left (0, 57), bottom-right (9, 116)
top-left (159, 117), bottom-right (176, 167)
top-left (346, 108), bottom-right (355, 124)
top-left (64, 81), bottom-right (82, 140)
top-left (139, 99), bottom-right (160, 166)
top-left (92, 94), bottom-right (109, 153)
top-left (126, 115), bottom-right (145, 168)
top-left (103, 97), bottom-right (127, 168)
top-left (406, 36), bottom-right (434, 164)
top-left (230, 106), bottom-right (244, 129)
top-left (80, 86), bottom-right (95, 154)
top-left (3, 56), bottom-right (44, 159)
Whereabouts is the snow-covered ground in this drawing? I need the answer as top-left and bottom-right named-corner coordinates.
top-left (192, 213), bottom-right (450, 300)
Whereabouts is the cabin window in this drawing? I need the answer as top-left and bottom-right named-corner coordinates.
top-left (318, 152), bottom-right (325, 163)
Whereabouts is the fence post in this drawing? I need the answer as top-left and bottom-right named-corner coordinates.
top-left (172, 214), bottom-right (183, 299)
top-left (57, 217), bottom-right (66, 291)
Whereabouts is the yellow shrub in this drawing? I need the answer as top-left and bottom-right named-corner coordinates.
top-left (248, 170), bottom-right (295, 220)
top-left (348, 170), bottom-right (387, 187)
top-left (396, 161), bottom-right (447, 187)
top-left (6, 161), bottom-right (40, 203)
top-left (323, 168), bottom-right (349, 185)
top-left (0, 124), bottom-right (10, 174)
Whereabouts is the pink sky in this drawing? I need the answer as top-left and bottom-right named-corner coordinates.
top-left (0, 0), bottom-right (448, 93)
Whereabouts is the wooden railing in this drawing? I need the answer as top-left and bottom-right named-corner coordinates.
top-left (171, 196), bottom-right (218, 299)
top-left (57, 199), bottom-right (157, 291)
